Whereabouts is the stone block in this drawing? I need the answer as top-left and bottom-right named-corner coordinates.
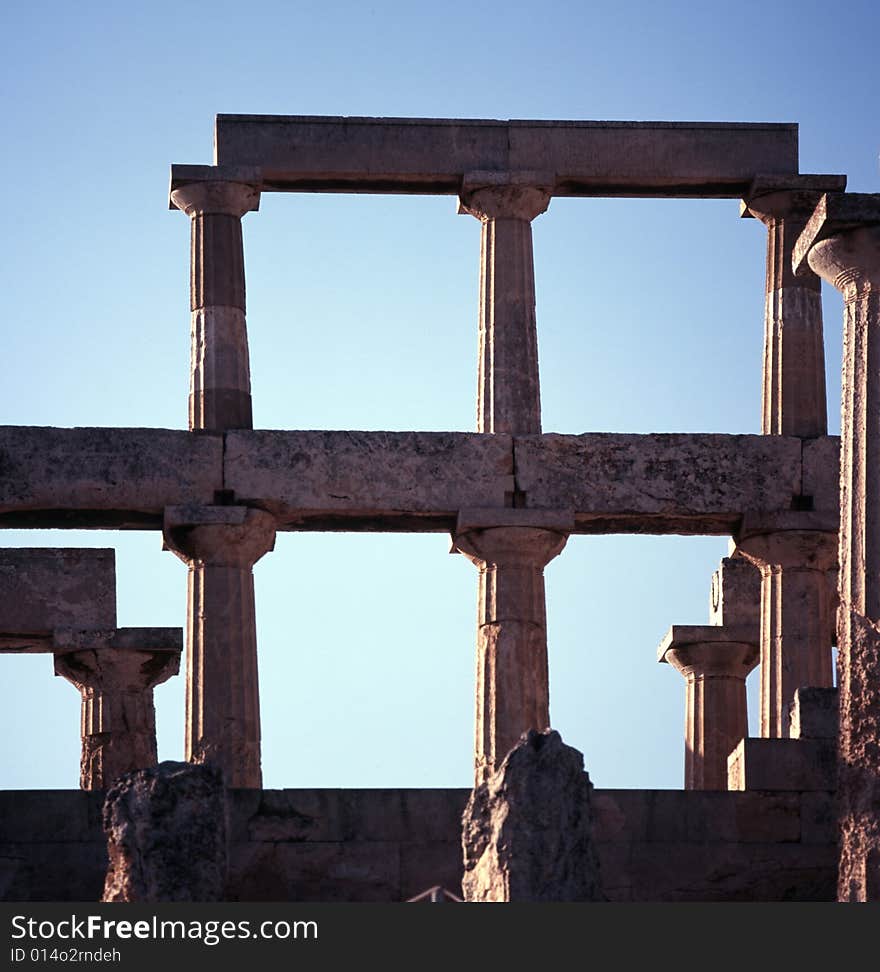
top-left (243, 789), bottom-right (348, 843)
top-left (728, 738), bottom-right (837, 792)
top-left (224, 430), bottom-right (513, 529)
top-left (709, 556), bottom-right (761, 628)
top-left (801, 791), bottom-right (837, 845)
top-left (790, 687), bottom-right (839, 739)
top-left (802, 435), bottom-right (841, 513)
top-left (592, 842), bottom-right (633, 902)
top-left (0, 842), bottom-right (107, 902)
top-left (732, 792), bottom-right (801, 843)
top-left (0, 790), bottom-right (93, 842)
top-left (0, 427), bottom-right (223, 528)
top-left (514, 433), bottom-right (802, 535)
top-left (684, 790), bottom-right (739, 843)
top-left (644, 790), bottom-right (689, 842)
top-left (592, 790), bottom-right (648, 843)
top-left (215, 115), bottom-right (798, 197)
top-left (0, 548), bottom-right (116, 639)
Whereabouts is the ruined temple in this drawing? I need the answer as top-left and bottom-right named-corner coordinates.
top-left (2, 116), bottom-right (880, 901)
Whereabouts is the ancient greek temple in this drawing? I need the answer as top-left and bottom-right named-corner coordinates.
top-left (2, 116), bottom-right (879, 901)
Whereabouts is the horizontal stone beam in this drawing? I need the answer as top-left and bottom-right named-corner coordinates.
top-left (0, 427), bottom-right (839, 535)
top-left (0, 548), bottom-right (116, 635)
top-left (211, 115), bottom-right (799, 198)
top-left (0, 427), bottom-right (223, 528)
top-left (1, 626), bottom-right (183, 655)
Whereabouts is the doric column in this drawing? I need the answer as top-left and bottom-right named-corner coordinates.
top-left (794, 192), bottom-right (880, 901)
top-left (660, 632), bottom-right (758, 790)
top-left (170, 164), bottom-right (261, 431)
top-left (452, 510), bottom-right (571, 785)
top-left (735, 516), bottom-right (837, 738)
top-left (742, 175), bottom-right (844, 436)
top-left (53, 629), bottom-right (181, 790)
top-left (163, 505), bottom-right (276, 788)
top-left (458, 172), bottom-right (553, 434)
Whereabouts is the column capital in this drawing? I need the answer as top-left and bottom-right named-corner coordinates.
top-left (659, 627), bottom-right (759, 679)
top-left (735, 527), bottom-right (838, 572)
top-left (453, 525), bottom-right (568, 569)
top-left (740, 174), bottom-right (846, 224)
top-left (793, 192), bottom-right (880, 291)
top-left (54, 642), bottom-right (181, 692)
top-left (163, 505), bottom-right (276, 567)
top-left (458, 171), bottom-right (553, 222)
top-left (169, 164), bottom-right (262, 218)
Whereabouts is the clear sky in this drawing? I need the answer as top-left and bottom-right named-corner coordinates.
top-left (1, 0), bottom-right (878, 792)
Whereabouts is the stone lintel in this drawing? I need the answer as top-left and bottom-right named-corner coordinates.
top-left (0, 548), bottom-right (117, 634)
top-left (657, 624), bottom-right (758, 664)
top-left (737, 510), bottom-right (839, 539)
top-left (728, 737), bottom-right (836, 791)
top-left (214, 115), bottom-right (798, 198)
top-left (2, 627), bottom-right (183, 655)
top-left (739, 173), bottom-right (847, 218)
top-left (0, 428), bottom-right (841, 536)
top-left (168, 164), bottom-right (263, 209)
top-left (793, 192), bottom-right (880, 275)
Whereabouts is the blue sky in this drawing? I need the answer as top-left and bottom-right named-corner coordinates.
top-left (1, 0), bottom-right (878, 791)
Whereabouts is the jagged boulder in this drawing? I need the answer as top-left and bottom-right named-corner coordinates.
top-left (102, 760), bottom-right (227, 902)
top-left (462, 729), bottom-right (603, 901)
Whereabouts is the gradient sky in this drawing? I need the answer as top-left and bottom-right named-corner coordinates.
top-left (1, 0), bottom-right (878, 792)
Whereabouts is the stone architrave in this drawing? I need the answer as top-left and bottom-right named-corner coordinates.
top-left (452, 510), bottom-right (571, 785)
top-left (53, 629), bottom-right (181, 790)
top-left (742, 175), bottom-right (845, 436)
top-left (170, 165), bottom-right (261, 431)
top-left (794, 193), bottom-right (880, 902)
top-left (461, 729), bottom-right (603, 902)
top-left (458, 172), bottom-right (552, 434)
top-left (659, 629), bottom-right (758, 790)
top-left (735, 514), bottom-right (837, 738)
top-left (163, 505), bottom-right (276, 788)
top-left (102, 761), bottom-right (227, 902)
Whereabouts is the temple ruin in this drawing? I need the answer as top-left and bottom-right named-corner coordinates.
top-left (2, 115), bottom-right (880, 901)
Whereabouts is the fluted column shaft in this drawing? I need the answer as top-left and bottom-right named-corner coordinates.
top-left (746, 190), bottom-right (828, 436)
top-left (736, 529), bottom-right (836, 737)
top-left (55, 647), bottom-right (179, 790)
top-left (459, 178), bottom-right (551, 434)
top-left (663, 641), bottom-right (758, 790)
top-left (171, 176), bottom-right (260, 431)
top-left (452, 524), bottom-right (567, 785)
top-left (164, 505), bottom-right (276, 788)
top-left (801, 208), bottom-right (880, 901)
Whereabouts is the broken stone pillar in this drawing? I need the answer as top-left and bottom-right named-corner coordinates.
top-left (452, 510), bottom-right (571, 785)
top-left (735, 515), bottom-right (837, 738)
top-left (742, 175), bottom-right (845, 436)
top-left (659, 631), bottom-right (758, 790)
top-left (462, 728), bottom-right (603, 902)
top-left (458, 172), bottom-right (552, 434)
top-left (53, 628), bottom-right (181, 790)
top-left (170, 165), bottom-right (261, 431)
top-left (102, 761), bottom-right (227, 902)
top-left (163, 505), bottom-right (276, 788)
top-left (794, 193), bottom-right (880, 901)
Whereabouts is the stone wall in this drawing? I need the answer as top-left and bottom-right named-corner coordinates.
top-left (0, 787), bottom-right (836, 902)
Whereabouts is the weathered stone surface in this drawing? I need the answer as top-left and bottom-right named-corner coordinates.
top-left (461, 729), bottom-right (603, 901)
top-left (0, 548), bottom-right (116, 641)
top-left (215, 115), bottom-right (798, 197)
top-left (0, 427), bottom-right (223, 528)
top-left (514, 433), bottom-right (802, 534)
top-left (802, 434), bottom-right (840, 512)
top-left (224, 430), bottom-right (514, 528)
top-left (102, 761), bottom-right (227, 902)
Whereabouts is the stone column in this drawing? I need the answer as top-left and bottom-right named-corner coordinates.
top-left (660, 632), bottom-right (758, 790)
top-left (170, 165), bottom-right (261, 432)
top-left (794, 192), bottom-right (880, 901)
top-left (452, 510), bottom-right (571, 785)
top-left (742, 175), bottom-right (844, 436)
top-left (736, 516), bottom-right (837, 738)
top-left (458, 172), bottom-right (553, 434)
top-left (163, 505), bottom-right (276, 788)
top-left (54, 630), bottom-right (181, 790)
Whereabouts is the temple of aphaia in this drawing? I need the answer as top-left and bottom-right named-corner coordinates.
top-left (3, 115), bottom-right (880, 902)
